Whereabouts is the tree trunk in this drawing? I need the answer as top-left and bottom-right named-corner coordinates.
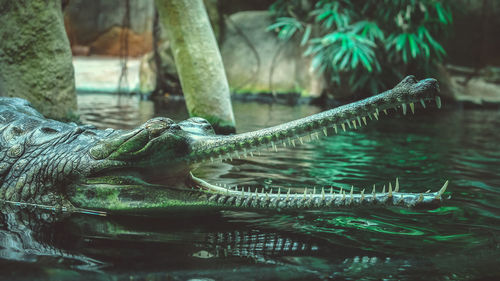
top-left (155, 0), bottom-right (236, 134)
top-left (0, 0), bottom-right (77, 121)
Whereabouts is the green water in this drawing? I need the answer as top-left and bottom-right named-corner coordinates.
top-left (1, 97), bottom-right (499, 280)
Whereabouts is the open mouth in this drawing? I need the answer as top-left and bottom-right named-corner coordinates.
top-left (186, 76), bottom-right (449, 209)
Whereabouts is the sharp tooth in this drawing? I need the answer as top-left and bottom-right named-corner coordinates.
top-left (282, 142), bottom-right (286, 148)
top-left (388, 183), bottom-right (393, 197)
top-left (241, 188), bottom-right (244, 196)
top-left (299, 137), bottom-right (304, 145)
top-left (372, 184), bottom-right (376, 200)
top-left (360, 189), bottom-right (365, 202)
top-left (420, 98), bottom-right (426, 108)
top-left (313, 187), bottom-right (316, 194)
top-left (341, 190), bottom-right (346, 201)
top-left (417, 193), bottom-right (423, 203)
top-left (323, 128), bottom-right (328, 136)
top-left (291, 139), bottom-right (296, 147)
top-left (334, 124), bottom-right (338, 134)
top-left (402, 103), bottom-right (407, 115)
top-left (347, 121), bottom-right (352, 129)
top-left (376, 108), bottom-right (380, 116)
top-left (321, 187), bottom-right (325, 201)
top-left (286, 188), bottom-right (290, 200)
top-left (350, 185), bottom-right (354, 198)
top-left (330, 187), bottom-right (333, 195)
top-left (272, 142), bottom-right (277, 152)
top-left (261, 187), bottom-right (265, 193)
top-left (357, 117), bottom-right (362, 127)
top-left (229, 155), bottom-right (233, 161)
top-left (395, 178), bottom-right (399, 192)
top-left (362, 117), bottom-right (367, 125)
top-left (265, 192), bottom-right (269, 201)
top-left (368, 113), bottom-right (373, 120)
top-left (373, 112), bottom-right (379, 120)
top-left (383, 109), bottom-right (388, 115)
top-left (255, 188), bottom-right (258, 197)
top-left (435, 96), bottom-right (442, 109)
top-left (409, 102), bottom-right (415, 114)
top-left (425, 189), bottom-right (431, 193)
top-left (341, 123), bottom-right (346, 132)
top-left (382, 185), bottom-right (386, 193)
top-left (269, 188), bottom-right (273, 195)
top-left (352, 120), bottom-right (357, 129)
top-left (435, 180), bottom-right (449, 199)
top-left (250, 151), bottom-right (254, 157)
top-left (303, 188), bottom-right (307, 200)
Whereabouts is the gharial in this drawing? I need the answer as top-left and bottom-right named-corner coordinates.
top-left (0, 76), bottom-right (449, 214)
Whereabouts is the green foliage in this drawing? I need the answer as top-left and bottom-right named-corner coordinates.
top-left (268, 0), bottom-right (453, 94)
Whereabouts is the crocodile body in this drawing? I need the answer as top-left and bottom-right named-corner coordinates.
top-left (0, 76), bottom-right (448, 213)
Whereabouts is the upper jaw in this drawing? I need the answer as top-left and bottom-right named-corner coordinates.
top-left (186, 76), bottom-right (440, 165)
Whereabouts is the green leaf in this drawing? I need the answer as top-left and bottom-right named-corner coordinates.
top-left (301, 25), bottom-right (312, 46)
top-left (339, 52), bottom-right (352, 70)
top-left (332, 47), bottom-right (347, 64)
top-left (358, 51), bottom-right (373, 72)
top-left (351, 52), bottom-right (359, 69)
top-left (408, 34), bottom-right (419, 58)
top-left (435, 2), bottom-right (449, 24)
top-left (396, 34), bottom-right (407, 52)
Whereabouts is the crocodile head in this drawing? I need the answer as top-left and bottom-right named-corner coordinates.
top-left (67, 76), bottom-right (449, 214)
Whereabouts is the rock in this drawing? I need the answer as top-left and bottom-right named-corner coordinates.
top-left (437, 64), bottom-right (500, 104)
top-left (0, 0), bottom-right (77, 121)
top-left (221, 11), bottom-right (325, 97)
top-left (64, 0), bottom-right (155, 57)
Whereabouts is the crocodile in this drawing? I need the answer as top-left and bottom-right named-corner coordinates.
top-left (0, 76), bottom-right (448, 214)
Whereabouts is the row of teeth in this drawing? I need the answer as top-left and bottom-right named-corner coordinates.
top-left (200, 96), bottom-right (442, 164)
top-left (193, 175), bottom-right (449, 202)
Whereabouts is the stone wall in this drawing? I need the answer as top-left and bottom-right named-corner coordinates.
top-left (64, 0), bottom-right (155, 57)
top-left (0, 0), bottom-right (77, 120)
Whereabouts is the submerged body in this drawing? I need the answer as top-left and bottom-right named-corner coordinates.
top-left (0, 76), bottom-right (448, 214)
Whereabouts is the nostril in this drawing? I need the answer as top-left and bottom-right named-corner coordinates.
top-left (170, 124), bottom-right (181, 130)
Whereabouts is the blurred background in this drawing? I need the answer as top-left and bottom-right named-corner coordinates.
top-left (65, 0), bottom-right (500, 105)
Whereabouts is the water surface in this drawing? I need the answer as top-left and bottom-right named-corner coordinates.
top-left (1, 94), bottom-right (499, 280)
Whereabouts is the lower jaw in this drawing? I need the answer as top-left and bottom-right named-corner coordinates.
top-left (188, 172), bottom-right (448, 210)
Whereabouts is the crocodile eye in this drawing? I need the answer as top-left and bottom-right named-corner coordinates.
top-left (144, 117), bottom-right (177, 137)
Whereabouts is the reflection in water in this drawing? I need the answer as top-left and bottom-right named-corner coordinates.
top-left (0, 95), bottom-right (498, 280)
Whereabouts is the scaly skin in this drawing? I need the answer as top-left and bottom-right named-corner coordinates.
top-left (0, 76), bottom-right (448, 214)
